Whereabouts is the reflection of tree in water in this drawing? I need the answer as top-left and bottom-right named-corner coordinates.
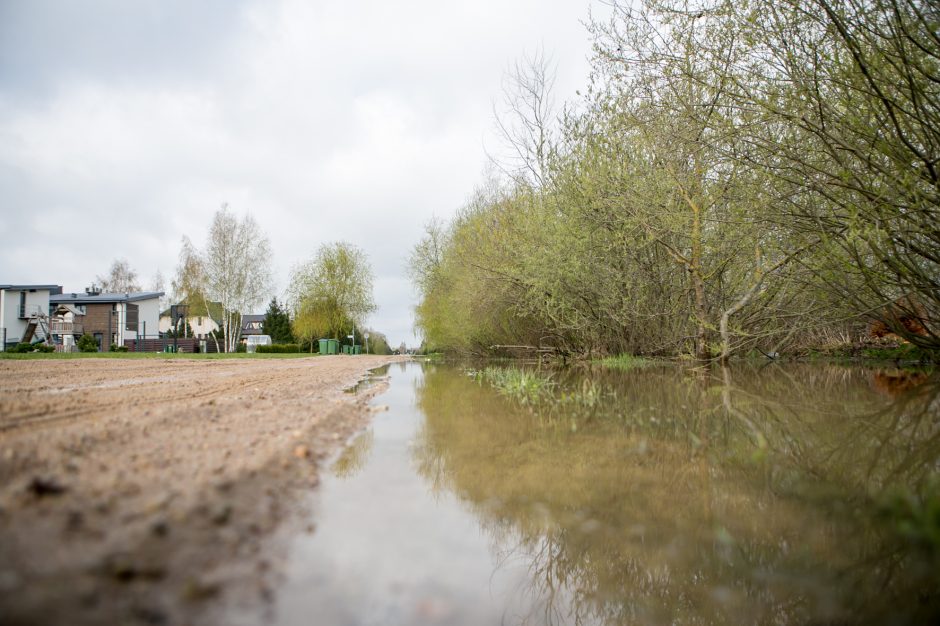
top-left (331, 429), bottom-right (374, 479)
top-left (412, 363), bottom-right (940, 625)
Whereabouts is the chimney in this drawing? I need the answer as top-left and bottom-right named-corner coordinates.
top-left (86, 284), bottom-right (101, 296)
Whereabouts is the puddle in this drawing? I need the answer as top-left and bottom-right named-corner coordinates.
top-left (233, 361), bottom-right (940, 625)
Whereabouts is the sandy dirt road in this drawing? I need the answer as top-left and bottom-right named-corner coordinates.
top-left (0, 354), bottom-right (405, 625)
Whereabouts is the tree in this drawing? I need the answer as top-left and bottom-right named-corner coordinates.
top-left (727, 0), bottom-right (940, 349)
top-left (173, 205), bottom-right (272, 353)
top-left (150, 270), bottom-right (168, 314)
top-left (288, 242), bottom-right (376, 342)
top-left (263, 297), bottom-right (294, 344)
top-left (96, 258), bottom-right (141, 293)
top-left (492, 47), bottom-right (558, 188)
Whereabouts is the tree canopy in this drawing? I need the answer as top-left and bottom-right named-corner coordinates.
top-left (289, 242), bottom-right (376, 343)
top-left (96, 258), bottom-right (142, 293)
top-left (410, 0), bottom-right (939, 359)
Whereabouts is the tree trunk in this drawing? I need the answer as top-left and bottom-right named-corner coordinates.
top-left (690, 204), bottom-right (709, 360)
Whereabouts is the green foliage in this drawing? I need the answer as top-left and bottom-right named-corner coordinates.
top-left (77, 334), bottom-right (99, 353)
top-left (596, 354), bottom-right (653, 370)
top-left (256, 343), bottom-right (300, 353)
top-left (235, 342), bottom-right (247, 353)
top-left (409, 0), bottom-right (937, 359)
top-left (289, 242), bottom-right (376, 344)
top-left (263, 297), bottom-right (294, 344)
top-left (109, 343), bottom-right (129, 352)
top-left (9, 342), bottom-right (55, 354)
top-left (475, 366), bottom-right (556, 406)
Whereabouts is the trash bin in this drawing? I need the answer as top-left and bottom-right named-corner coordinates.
top-left (353, 345), bottom-right (361, 355)
top-left (318, 338), bottom-right (329, 354)
top-left (327, 339), bottom-right (339, 355)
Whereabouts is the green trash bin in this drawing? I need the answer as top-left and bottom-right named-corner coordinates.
top-left (343, 345), bottom-right (351, 355)
top-left (327, 339), bottom-right (339, 355)
top-left (353, 345), bottom-right (361, 355)
top-left (318, 338), bottom-right (329, 354)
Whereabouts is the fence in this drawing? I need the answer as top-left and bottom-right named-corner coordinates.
top-left (123, 335), bottom-right (221, 353)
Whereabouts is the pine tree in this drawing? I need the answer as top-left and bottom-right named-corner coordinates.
top-left (264, 298), bottom-right (294, 344)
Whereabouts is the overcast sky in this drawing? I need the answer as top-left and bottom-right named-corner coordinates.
top-left (0, 0), bottom-right (602, 347)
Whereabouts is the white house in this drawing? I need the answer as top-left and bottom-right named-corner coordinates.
top-left (0, 284), bottom-right (62, 350)
top-left (158, 302), bottom-right (223, 339)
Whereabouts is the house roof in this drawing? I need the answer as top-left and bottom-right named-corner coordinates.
top-left (160, 300), bottom-right (224, 321)
top-left (241, 314), bottom-right (265, 334)
top-left (51, 291), bottom-right (164, 305)
top-left (0, 284), bottom-right (63, 293)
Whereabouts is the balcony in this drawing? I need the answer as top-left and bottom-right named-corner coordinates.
top-left (49, 321), bottom-right (83, 336)
top-left (17, 304), bottom-right (44, 319)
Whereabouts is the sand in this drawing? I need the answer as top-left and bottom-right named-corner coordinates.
top-left (0, 354), bottom-right (405, 625)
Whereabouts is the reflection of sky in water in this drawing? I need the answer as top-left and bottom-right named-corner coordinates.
top-left (242, 363), bottom-right (939, 626)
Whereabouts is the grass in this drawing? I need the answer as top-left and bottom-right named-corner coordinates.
top-left (475, 366), bottom-right (556, 406)
top-left (0, 351), bottom-right (322, 360)
top-left (595, 354), bottom-right (653, 369)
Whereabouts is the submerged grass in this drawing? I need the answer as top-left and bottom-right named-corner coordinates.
top-left (474, 366), bottom-right (556, 406)
top-left (595, 354), bottom-right (653, 369)
top-left (471, 366), bottom-right (613, 420)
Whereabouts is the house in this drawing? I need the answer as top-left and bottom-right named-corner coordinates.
top-left (0, 284), bottom-right (63, 350)
top-left (50, 287), bottom-right (164, 352)
top-left (240, 314), bottom-right (265, 340)
top-left (158, 301), bottom-right (223, 340)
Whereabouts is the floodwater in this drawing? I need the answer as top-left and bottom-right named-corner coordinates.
top-left (256, 361), bottom-right (939, 625)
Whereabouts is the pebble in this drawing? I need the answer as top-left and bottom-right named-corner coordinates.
top-left (293, 445), bottom-right (310, 459)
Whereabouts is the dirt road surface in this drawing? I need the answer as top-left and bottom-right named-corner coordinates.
top-left (0, 355), bottom-right (405, 625)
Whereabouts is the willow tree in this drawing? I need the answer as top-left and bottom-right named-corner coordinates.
top-left (289, 242), bottom-right (376, 342)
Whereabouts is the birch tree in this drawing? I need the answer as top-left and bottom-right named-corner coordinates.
top-left (175, 206), bottom-right (272, 352)
top-left (97, 258), bottom-right (142, 293)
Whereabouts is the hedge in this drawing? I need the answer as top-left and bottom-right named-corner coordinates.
top-left (256, 343), bottom-right (301, 353)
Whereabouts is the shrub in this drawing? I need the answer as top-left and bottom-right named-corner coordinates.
top-left (256, 343), bottom-right (301, 353)
top-left (77, 334), bottom-right (99, 352)
top-left (235, 343), bottom-right (247, 353)
top-left (33, 343), bottom-right (55, 353)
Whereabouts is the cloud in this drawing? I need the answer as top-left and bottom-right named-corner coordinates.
top-left (0, 0), bottom-right (599, 345)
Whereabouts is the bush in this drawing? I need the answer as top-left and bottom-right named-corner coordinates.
top-left (7, 342), bottom-right (55, 354)
top-left (256, 343), bottom-right (300, 353)
top-left (109, 344), bottom-right (129, 352)
top-left (77, 334), bottom-right (99, 352)
top-left (7, 342), bottom-right (53, 353)
top-left (235, 343), bottom-right (247, 353)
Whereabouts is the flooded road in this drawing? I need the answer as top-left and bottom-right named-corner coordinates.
top-left (249, 361), bottom-right (939, 625)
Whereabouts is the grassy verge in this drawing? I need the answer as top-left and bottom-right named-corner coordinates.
top-left (0, 352), bottom-right (322, 360)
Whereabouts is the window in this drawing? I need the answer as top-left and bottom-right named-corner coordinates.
top-left (198, 317), bottom-right (203, 326)
top-left (18, 292), bottom-right (26, 318)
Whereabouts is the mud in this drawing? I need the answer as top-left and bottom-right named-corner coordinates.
top-left (0, 355), bottom-right (405, 626)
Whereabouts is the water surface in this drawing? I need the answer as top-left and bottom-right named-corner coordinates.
top-left (258, 361), bottom-right (940, 625)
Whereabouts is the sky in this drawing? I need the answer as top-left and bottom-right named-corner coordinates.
top-left (0, 0), bottom-right (603, 347)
